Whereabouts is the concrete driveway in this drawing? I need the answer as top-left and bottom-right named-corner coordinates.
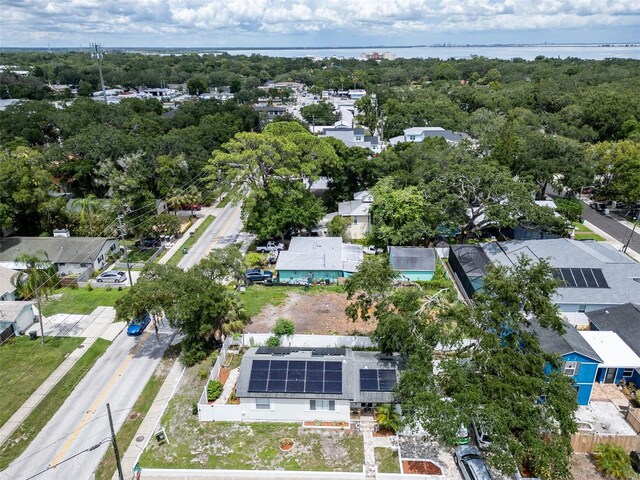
top-left (44, 306), bottom-right (124, 340)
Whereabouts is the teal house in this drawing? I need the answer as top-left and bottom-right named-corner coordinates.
top-left (276, 237), bottom-right (363, 284)
top-left (389, 247), bottom-right (436, 281)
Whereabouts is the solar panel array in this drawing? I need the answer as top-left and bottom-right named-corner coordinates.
top-left (248, 360), bottom-right (342, 394)
top-left (360, 369), bottom-right (397, 392)
top-left (552, 268), bottom-right (609, 288)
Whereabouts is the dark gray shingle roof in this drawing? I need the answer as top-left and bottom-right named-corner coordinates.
top-left (587, 303), bottom-right (640, 357)
top-left (0, 237), bottom-right (116, 265)
top-left (528, 319), bottom-right (602, 362)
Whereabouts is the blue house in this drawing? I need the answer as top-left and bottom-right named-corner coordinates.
top-left (579, 331), bottom-right (640, 387)
top-left (275, 237), bottom-right (363, 284)
top-left (584, 303), bottom-right (640, 387)
top-left (530, 320), bottom-right (602, 405)
top-left (389, 247), bottom-right (437, 281)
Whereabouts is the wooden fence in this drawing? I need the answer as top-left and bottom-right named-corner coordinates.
top-left (627, 407), bottom-right (640, 434)
top-left (571, 432), bottom-right (640, 453)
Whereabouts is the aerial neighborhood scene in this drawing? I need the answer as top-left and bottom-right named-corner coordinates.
top-left (1, 2), bottom-right (640, 480)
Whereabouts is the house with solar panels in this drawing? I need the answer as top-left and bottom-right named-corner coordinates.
top-left (453, 239), bottom-right (640, 315)
top-left (209, 347), bottom-right (401, 422)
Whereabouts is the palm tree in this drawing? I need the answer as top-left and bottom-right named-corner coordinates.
top-left (216, 294), bottom-right (248, 342)
top-left (71, 194), bottom-right (100, 236)
top-left (11, 252), bottom-right (58, 344)
top-left (375, 404), bottom-right (402, 433)
top-left (167, 191), bottom-right (185, 216)
top-left (183, 187), bottom-right (203, 218)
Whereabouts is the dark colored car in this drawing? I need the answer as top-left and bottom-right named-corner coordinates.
top-left (135, 237), bottom-right (161, 248)
top-left (631, 450), bottom-right (640, 473)
top-left (127, 312), bottom-right (151, 336)
top-left (454, 445), bottom-right (493, 480)
top-left (245, 269), bottom-right (274, 283)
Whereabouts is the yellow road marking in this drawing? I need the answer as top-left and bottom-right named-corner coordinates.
top-left (50, 331), bottom-right (153, 466)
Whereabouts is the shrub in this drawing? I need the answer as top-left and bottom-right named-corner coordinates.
top-left (207, 380), bottom-right (224, 402)
top-left (86, 283), bottom-right (93, 291)
top-left (198, 368), bottom-right (209, 380)
top-left (593, 444), bottom-right (634, 479)
top-left (179, 339), bottom-right (208, 366)
top-left (245, 252), bottom-right (267, 268)
top-left (273, 318), bottom-right (295, 337)
top-left (265, 335), bottom-right (281, 347)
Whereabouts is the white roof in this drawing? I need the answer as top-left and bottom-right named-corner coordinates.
top-left (0, 266), bottom-right (17, 296)
top-left (404, 126), bottom-right (445, 135)
top-left (579, 331), bottom-right (640, 368)
top-left (535, 200), bottom-right (558, 209)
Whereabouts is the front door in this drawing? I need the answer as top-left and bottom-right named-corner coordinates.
top-left (604, 368), bottom-right (617, 383)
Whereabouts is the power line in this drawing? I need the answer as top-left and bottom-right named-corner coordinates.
top-left (23, 437), bottom-right (110, 480)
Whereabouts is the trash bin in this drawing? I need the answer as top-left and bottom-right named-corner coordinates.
top-left (182, 247), bottom-right (188, 255)
top-left (29, 331), bottom-right (37, 341)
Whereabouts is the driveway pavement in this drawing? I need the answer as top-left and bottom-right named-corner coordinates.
top-left (44, 306), bottom-right (119, 338)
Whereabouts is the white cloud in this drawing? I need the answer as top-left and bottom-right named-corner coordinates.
top-left (1, 0), bottom-right (638, 46)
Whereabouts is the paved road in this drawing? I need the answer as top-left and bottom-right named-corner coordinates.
top-left (580, 201), bottom-right (640, 256)
top-left (1, 323), bottom-right (175, 480)
top-left (178, 201), bottom-right (244, 270)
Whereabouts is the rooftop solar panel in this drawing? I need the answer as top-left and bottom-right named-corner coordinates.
top-left (553, 268), bottom-right (609, 289)
top-left (593, 269), bottom-right (609, 288)
top-left (572, 268), bottom-right (587, 288)
top-left (248, 360), bottom-right (343, 395)
top-left (582, 268), bottom-right (598, 288)
top-left (560, 268), bottom-right (576, 287)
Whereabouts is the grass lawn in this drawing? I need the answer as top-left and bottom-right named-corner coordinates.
top-left (140, 420), bottom-right (364, 471)
top-left (0, 338), bottom-right (111, 470)
top-left (216, 191), bottom-right (236, 209)
top-left (0, 336), bottom-right (84, 428)
top-left (571, 222), bottom-right (605, 241)
top-left (94, 344), bottom-right (180, 480)
top-left (375, 447), bottom-right (401, 473)
top-left (125, 247), bottom-right (159, 263)
top-left (241, 285), bottom-right (290, 317)
top-left (166, 215), bottom-right (216, 267)
top-left (41, 287), bottom-right (129, 316)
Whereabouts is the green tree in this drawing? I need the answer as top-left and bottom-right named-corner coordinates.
top-left (345, 255), bottom-right (398, 322)
top-left (11, 252), bottom-right (58, 344)
top-left (375, 404), bottom-right (402, 433)
top-left (300, 102), bottom-right (340, 125)
top-left (327, 215), bottom-right (350, 239)
top-left (394, 257), bottom-right (575, 479)
top-left (70, 194), bottom-right (101, 236)
top-left (194, 244), bottom-right (245, 286)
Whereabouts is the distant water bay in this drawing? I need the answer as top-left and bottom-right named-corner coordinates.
top-left (223, 44), bottom-right (640, 60)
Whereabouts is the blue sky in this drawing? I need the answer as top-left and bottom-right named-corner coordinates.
top-left (1, 0), bottom-right (638, 48)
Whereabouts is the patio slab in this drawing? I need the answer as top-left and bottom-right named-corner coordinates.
top-left (575, 401), bottom-right (636, 435)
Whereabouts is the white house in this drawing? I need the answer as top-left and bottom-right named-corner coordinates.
top-left (202, 347), bottom-right (400, 422)
top-left (0, 301), bottom-right (36, 335)
top-left (389, 126), bottom-right (468, 146)
top-left (0, 266), bottom-right (18, 301)
top-left (337, 191), bottom-right (373, 240)
top-left (319, 127), bottom-right (382, 153)
top-left (0, 236), bottom-right (119, 277)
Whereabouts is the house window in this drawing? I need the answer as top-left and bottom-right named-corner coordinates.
top-left (578, 305), bottom-right (587, 313)
top-left (623, 368), bottom-right (634, 377)
top-left (409, 135), bottom-right (416, 141)
top-left (310, 400), bottom-right (335, 411)
top-left (563, 361), bottom-right (579, 376)
top-left (255, 398), bottom-right (270, 410)
top-left (355, 136), bottom-right (362, 141)
top-left (353, 217), bottom-right (358, 224)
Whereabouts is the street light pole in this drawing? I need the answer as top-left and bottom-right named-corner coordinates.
top-left (117, 214), bottom-right (133, 286)
top-left (623, 212), bottom-right (639, 253)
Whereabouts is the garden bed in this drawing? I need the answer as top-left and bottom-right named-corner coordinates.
top-left (402, 460), bottom-right (443, 475)
top-left (374, 426), bottom-right (396, 437)
top-left (302, 421), bottom-right (350, 429)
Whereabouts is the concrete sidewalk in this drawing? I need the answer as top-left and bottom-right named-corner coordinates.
top-left (157, 216), bottom-right (207, 265)
top-left (0, 309), bottom-right (124, 447)
top-left (114, 359), bottom-right (185, 480)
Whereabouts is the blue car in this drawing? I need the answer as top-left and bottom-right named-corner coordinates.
top-left (127, 313), bottom-right (151, 336)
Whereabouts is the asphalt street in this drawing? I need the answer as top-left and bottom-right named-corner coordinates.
top-left (580, 201), bottom-right (640, 256)
top-left (1, 323), bottom-right (175, 480)
top-left (178, 200), bottom-right (244, 270)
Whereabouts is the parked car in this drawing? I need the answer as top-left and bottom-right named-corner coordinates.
top-left (472, 419), bottom-right (492, 450)
top-left (135, 237), bottom-right (161, 249)
top-left (631, 450), bottom-right (640, 474)
top-left (256, 241), bottom-right (285, 253)
top-left (127, 312), bottom-right (151, 336)
top-left (453, 445), bottom-right (493, 480)
top-left (96, 270), bottom-right (126, 283)
top-left (245, 269), bottom-right (274, 283)
top-left (363, 245), bottom-right (383, 255)
top-left (267, 250), bottom-right (279, 264)
top-left (181, 204), bottom-right (202, 211)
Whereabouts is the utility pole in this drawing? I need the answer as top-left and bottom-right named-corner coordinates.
top-left (107, 403), bottom-right (125, 480)
top-left (117, 214), bottom-right (134, 286)
top-left (90, 43), bottom-right (108, 104)
top-left (623, 212), bottom-right (639, 253)
top-left (35, 286), bottom-right (45, 345)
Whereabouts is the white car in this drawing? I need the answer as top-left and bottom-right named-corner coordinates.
top-left (363, 245), bottom-right (383, 255)
top-left (96, 270), bottom-right (126, 283)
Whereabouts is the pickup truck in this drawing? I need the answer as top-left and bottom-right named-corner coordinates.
top-left (256, 241), bottom-right (285, 253)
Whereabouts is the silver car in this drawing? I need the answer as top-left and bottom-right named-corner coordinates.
top-left (454, 445), bottom-right (493, 480)
top-left (96, 270), bottom-right (126, 283)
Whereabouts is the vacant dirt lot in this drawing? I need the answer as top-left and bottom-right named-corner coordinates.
top-left (571, 453), bottom-right (608, 480)
top-left (248, 291), bottom-right (375, 335)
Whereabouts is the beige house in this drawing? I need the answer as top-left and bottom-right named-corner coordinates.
top-left (337, 191), bottom-right (373, 240)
